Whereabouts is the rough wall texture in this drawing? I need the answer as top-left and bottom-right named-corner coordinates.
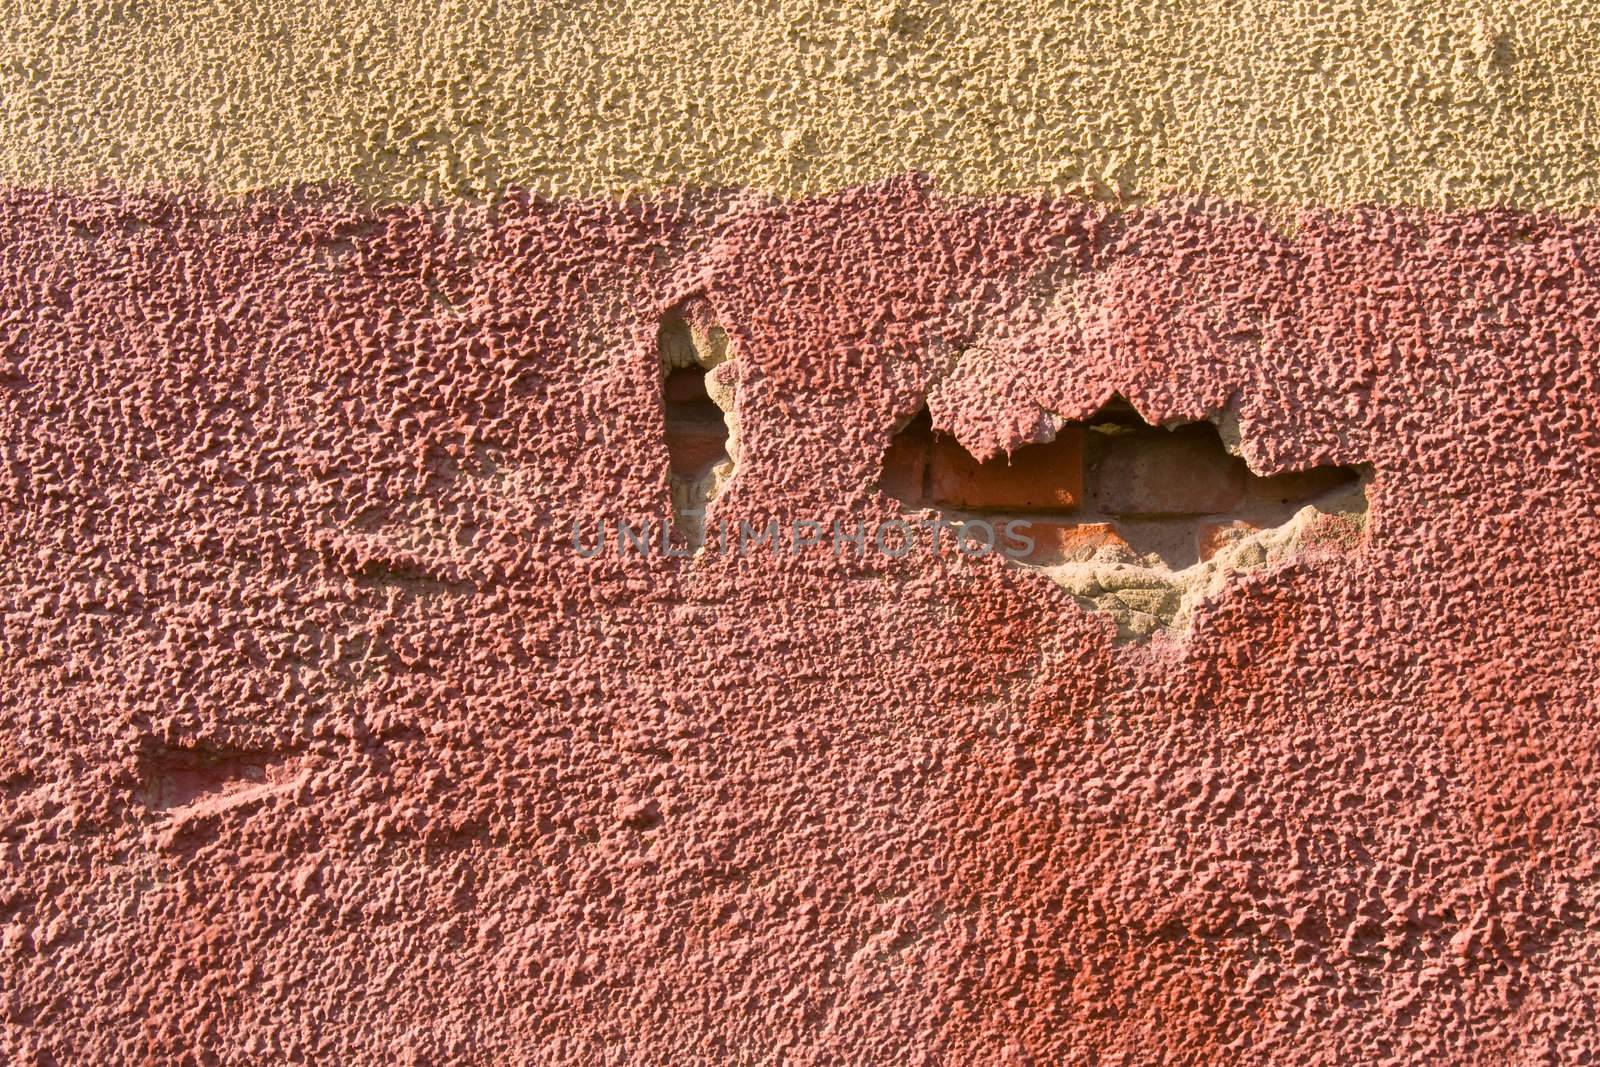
top-left (2, 3), bottom-right (1600, 1066)
top-left (1, 0), bottom-right (1599, 208)
top-left (3, 182), bottom-right (1599, 1064)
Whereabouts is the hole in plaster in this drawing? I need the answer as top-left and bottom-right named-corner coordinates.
top-left (658, 307), bottom-right (737, 551)
top-left (880, 397), bottom-right (1368, 640)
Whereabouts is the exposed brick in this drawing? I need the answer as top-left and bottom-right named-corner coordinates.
top-left (664, 418), bottom-right (729, 476)
top-left (1009, 520), bottom-right (1130, 565)
top-left (928, 430), bottom-right (1084, 512)
top-left (663, 366), bottom-right (712, 404)
top-left (1245, 465), bottom-right (1359, 506)
top-left (1092, 425), bottom-right (1245, 516)
top-left (879, 433), bottom-right (928, 503)
top-left (663, 366), bottom-right (730, 477)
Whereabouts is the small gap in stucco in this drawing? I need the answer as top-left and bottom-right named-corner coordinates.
top-left (659, 306), bottom-right (738, 552)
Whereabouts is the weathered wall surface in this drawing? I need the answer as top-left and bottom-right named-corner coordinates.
top-left (1, 3), bottom-right (1599, 1066)
top-left (2, 0), bottom-right (1600, 208)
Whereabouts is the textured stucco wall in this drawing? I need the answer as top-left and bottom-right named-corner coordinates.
top-left (1, 0), bottom-right (1599, 207)
top-left (2, 3), bottom-right (1600, 1066)
top-left (3, 183), bottom-right (1599, 1064)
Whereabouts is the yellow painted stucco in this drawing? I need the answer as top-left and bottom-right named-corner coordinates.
top-left (0, 0), bottom-right (1596, 208)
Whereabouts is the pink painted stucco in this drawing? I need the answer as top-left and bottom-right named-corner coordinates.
top-left (1, 178), bottom-right (1597, 1062)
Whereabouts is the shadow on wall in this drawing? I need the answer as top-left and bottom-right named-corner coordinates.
top-left (880, 397), bottom-right (1370, 640)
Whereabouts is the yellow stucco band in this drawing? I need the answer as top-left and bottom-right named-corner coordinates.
top-left (1, 0), bottom-right (1596, 209)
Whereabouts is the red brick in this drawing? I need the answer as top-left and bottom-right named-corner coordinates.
top-left (1007, 520), bottom-right (1129, 564)
top-left (663, 367), bottom-right (730, 477)
top-left (879, 433), bottom-right (928, 503)
top-left (665, 418), bottom-right (729, 476)
top-left (928, 430), bottom-right (1084, 512)
top-left (662, 366), bottom-right (712, 404)
top-left (1092, 425), bottom-right (1245, 516)
top-left (1245, 465), bottom-right (1359, 506)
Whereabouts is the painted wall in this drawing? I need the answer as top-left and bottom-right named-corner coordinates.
top-left (1, 4), bottom-right (1599, 1064)
top-left (2, 0), bottom-right (1599, 208)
